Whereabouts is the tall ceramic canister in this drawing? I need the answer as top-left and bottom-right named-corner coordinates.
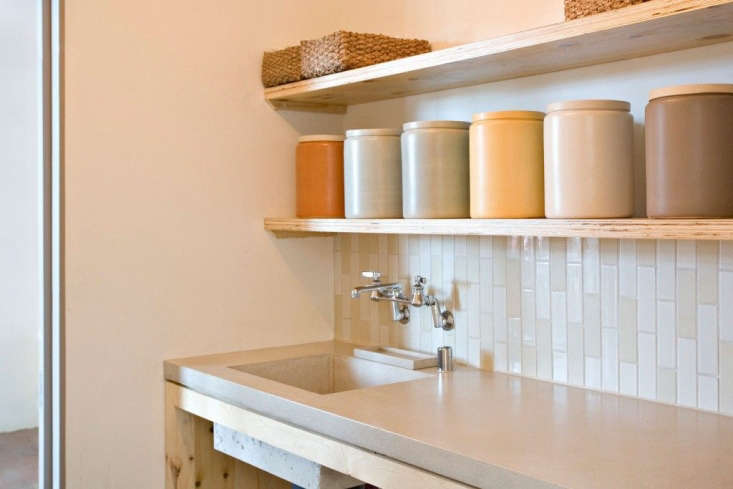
top-left (645, 84), bottom-right (733, 217)
top-left (295, 135), bottom-right (345, 218)
top-left (544, 100), bottom-right (634, 218)
top-left (344, 128), bottom-right (402, 218)
top-left (470, 111), bottom-right (545, 218)
top-left (401, 121), bottom-right (470, 218)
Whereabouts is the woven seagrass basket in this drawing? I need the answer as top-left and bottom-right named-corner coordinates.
top-left (301, 31), bottom-right (431, 79)
top-left (565, 0), bottom-right (649, 20)
top-left (261, 45), bottom-right (302, 88)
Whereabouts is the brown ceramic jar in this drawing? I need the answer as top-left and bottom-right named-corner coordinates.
top-left (295, 135), bottom-right (345, 218)
top-left (645, 84), bottom-right (733, 217)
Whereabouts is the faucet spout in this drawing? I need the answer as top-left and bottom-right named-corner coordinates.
top-left (351, 282), bottom-right (401, 299)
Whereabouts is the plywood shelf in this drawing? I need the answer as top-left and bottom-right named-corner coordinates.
top-left (264, 218), bottom-right (733, 240)
top-left (264, 0), bottom-right (733, 112)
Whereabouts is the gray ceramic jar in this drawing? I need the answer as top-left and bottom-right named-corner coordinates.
top-left (401, 121), bottom-right (470, 218)
top-left (344, 128), bottom-right (403, 218)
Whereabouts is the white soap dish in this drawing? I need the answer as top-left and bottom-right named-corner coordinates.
top-left (353, 346), bottom-right (437, 370)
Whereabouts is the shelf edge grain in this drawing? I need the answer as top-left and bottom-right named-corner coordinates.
top-left (263, 0), bottom-right (733, 110)
top-left (264, 218), bottom-right (733, 240)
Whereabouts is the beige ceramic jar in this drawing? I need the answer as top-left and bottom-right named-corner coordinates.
top-left (470, 111), bottom-right (545, 218)
top-left (544, 100), bottom-right (634, 218)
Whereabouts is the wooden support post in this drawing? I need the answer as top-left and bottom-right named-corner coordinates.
top-left (165, 383), bottom-right (289, 489)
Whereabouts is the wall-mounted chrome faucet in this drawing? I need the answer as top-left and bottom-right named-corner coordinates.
top-left (351, 271), bottom-right (454, 330)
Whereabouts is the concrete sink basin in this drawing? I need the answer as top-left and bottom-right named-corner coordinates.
top-left (231, 353), bottom-right (431, 395)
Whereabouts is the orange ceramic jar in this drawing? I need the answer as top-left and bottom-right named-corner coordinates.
top-left (296, 135), bottom-right (345, 217)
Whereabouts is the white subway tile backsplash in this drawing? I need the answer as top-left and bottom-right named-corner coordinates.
top-left (720, 342), bottom-right (733, 415)
top-left (585, 356), bottom-right (602, 390)
top-left (677, 241), bottom-right (696, 269)
top-left (583, 239), bottom-right (600, 294)
top-left (584, 293), bottom-right (601, 358)
top-left (495, 341), bottom-right (508, 372)
top-left (677, 268), bottom-right (697, 339)
top-left (620, 362), bottom-right (638, 396)
top-left (677, 338), bottom-right (697, 408)
top-left (567, 237), bottom-right (582, 264)
top-left (619, 297), bottom-right (637, 364)
top-left (721, 271), bottom-right (733, 342)
top-left (553, 351), bottom-right (568, 383)
top-left (567, 263), bottom-right (583, 324)
top-left (537, 319), bottom-right (553, 381)
top-left (657, 301), bottom-right (676, 369)
top-left (337, 235), bottom-right (730, 414)
top-left (551, 238), bottom-right (567, 292)
top-left (697, 241), bottom-right (718, 305)
top-left (601, 265), bottom-right (618, 328)
top-left (619, 240), bottom-right (636, 298)
top-left (494, 287), bottom-right (507, 343)
top-left (638, 332), bottom-right (657, 399)
top-left (637, 267), bottom-right (656, 333)
top-left (536, 262), bottom-right (551, 320)
top-left (721, 242), bottom-right (733, 271)
top-left (522, 289), bottom-right (536, 346)
top-left (602, 328), bottom-right (619, 392)
top-left (698, 375), bottom-right (718, 412)
top-left (657, 367), bottom-right (676, 404)
top-left (656, 241), bottom-right (676, 302)
top-left (551, 291), bottom-right (567, 351)
top-left (601, 239), bottom-right (618, 266)
top-left (697, 304), bottom-right (717, 375)
top-left (568, 325), bottom-right (584, 386)
top-left (523, 345), bottom-right (537, 378)
top-left (637, 240), bottom-right (656, 267)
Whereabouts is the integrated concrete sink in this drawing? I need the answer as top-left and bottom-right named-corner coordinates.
top-left (231, 353), bottom-right (431, 394)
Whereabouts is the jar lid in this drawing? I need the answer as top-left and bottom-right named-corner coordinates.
top-left (472, 110), bottom-right (544, 122)
top-left (297, 134), bottom-right (345, 143)
top-left (402, 120), bottom-right (470, 131)
top-left (649, 83), bottom-right (733, 101)
top-left (345, 128), bottom-right (401, 138)
top-left (546, 100), bottom-right (630, 112)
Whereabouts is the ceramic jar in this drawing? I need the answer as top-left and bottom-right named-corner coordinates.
top-left (470, 111), bottom-right (545, 218)
top-left (401, 121), bottom-right (470, 218)
top-left (295, 135), bottom-right (345, 218)
top-left (344, 128), bottom-right (402, 218)
top-left (645, 84), bottom-right (733, 218)
top-left (544, 100), bottom-right (634, 218)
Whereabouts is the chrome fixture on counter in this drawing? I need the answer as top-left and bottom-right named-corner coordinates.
top-left (437, 346), bottom-right (454, 372)
top-left (351, 271), bottom-right (454, 330)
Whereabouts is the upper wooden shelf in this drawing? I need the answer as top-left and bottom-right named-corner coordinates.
top-left (264, 0), bottom-right (733, 112)
top-left (264, 218), bottom-right (733, 240)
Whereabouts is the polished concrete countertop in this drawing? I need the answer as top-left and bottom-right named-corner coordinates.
top-left (165, 341), bottom-right (733, 489)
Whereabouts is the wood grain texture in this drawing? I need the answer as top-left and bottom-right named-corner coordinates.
top-left (264, 0), bottom-right (733, 111)
top-left (264, 217), bottom-right (733, 240)
top-left (166, 382), bottom-right (472, 489)
top-left (165, 382), bottom-right (289, 489)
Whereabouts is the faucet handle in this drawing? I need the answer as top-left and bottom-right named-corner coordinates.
top-left (412, 275), bottom-right (427, 288)
top-left (361, 271), bottom-right (382, 282)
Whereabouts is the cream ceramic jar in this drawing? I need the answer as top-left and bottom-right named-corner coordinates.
top-left (470, 111), bottom-right (545, 218)
top-left (401, 121), bottom-right (470, 218)
top-left (544, 100), bottom-right (633, 218)
top-left (344, 128), bottom-right (402, 218)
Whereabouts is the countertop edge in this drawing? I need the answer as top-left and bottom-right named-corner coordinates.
top-left (163, 360), bottom-right (561, 489)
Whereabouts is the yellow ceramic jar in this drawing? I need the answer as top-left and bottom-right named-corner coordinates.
top-left (469, 111), bottom-right (545, 218)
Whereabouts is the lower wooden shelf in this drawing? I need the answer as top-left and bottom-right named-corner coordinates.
top-left (264, 217), bottom-right (733, 240)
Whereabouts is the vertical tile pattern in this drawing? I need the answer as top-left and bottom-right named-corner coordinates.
top-left (335, 235), bottom-right (729, 414)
